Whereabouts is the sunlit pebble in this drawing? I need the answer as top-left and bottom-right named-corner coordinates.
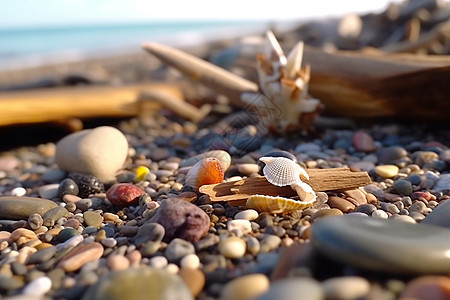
top-left (149, 256), bottom-right (168, 269)
top-left (147, 201), bottom-right (160, 210)
top-left (166, 263), bottom-right (179, 274)
top-left (11, 187), bottom-right (26, 197)
top-left (180, 254), bottom-right (200, 269)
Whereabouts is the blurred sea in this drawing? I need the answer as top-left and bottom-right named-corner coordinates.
top-left (0, 21), bottom-right (271, 71)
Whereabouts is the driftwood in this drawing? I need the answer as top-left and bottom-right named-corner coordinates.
top-left (0, 83), bottom-right (186, 126)
top-left (199, 168), bottom-right (371, 206)
top-left (303, 47), bottom-right (450, 120)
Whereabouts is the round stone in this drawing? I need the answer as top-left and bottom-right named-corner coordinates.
top-left (371, 209), bottom-right (388, 219)
top-left (58, 242), bottom-right (104, 272)
top-left (180, 254), bottom-right (200, 269)
top-left (221, 274), bottom-right (270, 300)
top-left (82, 268), bottom-right (193, 300)
top-left (83, 211), bottom-right (104, 228)
top-left (38, 184), bottom-right (60, 199)
top-left (106, 183), bottom-right (145, 206)
top-left (375, 165), bottom-right (399, 178)
top-left (234, 209), bottom-right (259, 221)
top-left (378, 146), bottom-right (408, 164)
top-left (107, 255), bottom-right (130, 271)
top-left (165, 238), bottom-right (195, 262)
top-left (55, 126), bottom-right (128, 182)
top-left (227, 219), bottom-right (252, 234)
top-left (259, 235), bottom-right (281, 253)
top-left (134, 222), bottom-right (165, 246)
top-left (218, 236), bottom-right (246, 259)
top-left (312, 215), bottom-right (450, 274)
top-left (254, 277), bottom-right (323, 300)
top-left (327, 196), bottom-right (355, 213)
top-left (352, 131), bottom-right (376, 152)
top-left (322, 276), bottom-right (370, 300)
top-left (237, 164), bottom-right (259, 175)
top-left (56, 228), bottom-right (80, 243)
top-left (394, 180), bottom-right (413, 196)
top-left (58, 178), bottom-right (79, 197)
top-left (22, 276), bottom-right (52, 297)
top-left (28, 213), bottom-right (44, 230)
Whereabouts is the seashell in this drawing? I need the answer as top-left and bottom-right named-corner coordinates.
top-left (259, 156), bottom-right (308, 187)
top-left (257, 150), bottom-right (297, 175)
top-left (246, 194), bottom-right (314, 214)
top-left (179, 150), bottom-right (231, 171)
top-left (185, 157), bottom-right (224, 190)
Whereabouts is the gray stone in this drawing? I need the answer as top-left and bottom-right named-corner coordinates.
top-left (165, 238), bottom-right (195, 262)
top-left (55, 126), bottom-right (128, 182)
top-left (28, 213), bottom-right (43, 230)
top-left (259, 235), bottom-right (281, 253)
top-left (28, 246), bottom-right (57, 264)
top-left (254, 277), bottom-right (323, 300)
top-left (394, 180), bottom-right (412, 196)
top-left (422, 199), bottom-right (450, 228)
top-left (0, 196), bottom-right (58, 220)
top-left (82, 267), bottom-right (193, 300)
top-left (42, 206), bottom-right (70, 227)
top-left (312, 215), bottom-right (450, 274)
top-left (378, 146), bottom-right (408, 164)
top-left (134, 223), bottom-right (165, 246)
top-left (433, 174), bottom-right (450, 192)
top-left (322, 276), bottom-right (370, 300)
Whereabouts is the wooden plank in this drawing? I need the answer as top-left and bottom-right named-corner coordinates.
top-left (199, 168), bottom-right (371, 206)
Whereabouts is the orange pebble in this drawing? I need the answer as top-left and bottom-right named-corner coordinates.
top-left (185, 157), bottom-right (224, 190)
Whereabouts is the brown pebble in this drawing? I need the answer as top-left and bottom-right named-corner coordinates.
top-left (126, 250), bottom-right (142, 267)
top-left (58, 242), bottom-right (104, 272)
top-left (64, 218), bottom-right (80, 229)
top-left (400, 276), bottom-right (450, 300)
top-left (271, 243), bottom-right (315, 281)
top-left (343, 189), bottom-right (367, 205)
top-left (35, 243), bottom-right (53, 250)
top-left (63, 194), bottom-right (81, 203)
top-left (365, 193), bottom-right (378, 204)
top-left (178, 268), bottom-right (205, 298)
top-left (9, 228), bottom-right (37, 243)
top-left (0, 231), bottom-right (11, 241)
top-left (46, 227), bottom-right (62, 236)
top-left (175, 192), bottom-right (198, 203)
top-left (311, 208), bottom-right (343, 222)
top-left (328, 196), bottom-right (355, 213)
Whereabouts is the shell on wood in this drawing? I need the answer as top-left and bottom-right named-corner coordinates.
top-left (259, 156), bottom-right (308, 187)
top-left (185, 157), bottom-right (224, 190)
top-left (246, 194), bottom-right (315, 214)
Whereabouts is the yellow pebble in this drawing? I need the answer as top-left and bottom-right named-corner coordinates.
top-left (134, 166), bottom-right (150, 182)
top-left (375, 165), bottom-right (399, 178)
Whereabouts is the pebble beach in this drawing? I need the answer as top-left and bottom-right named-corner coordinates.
top-left (1, 0), bottom-right (450, 299)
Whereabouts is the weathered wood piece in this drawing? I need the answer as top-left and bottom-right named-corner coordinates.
top-left (0, 83), bottom-right (182, 127)
top-left (199, 168), bottom-right (371, 206)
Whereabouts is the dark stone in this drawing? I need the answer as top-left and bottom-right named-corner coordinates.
top-left (58, 178), bottom-right (79, 197)
top-left (133, 222), bottom-right (165, 247)
top-left (378, 146), bottom-right (408, 164)
top-left (56, 228), bottom-right (80, 243)
top-left (69, 173), bottom-right (105, 198)
top-left (148, 198), bottom-right (210, 243)
top-left (353, 203), bottom-right (377, 215)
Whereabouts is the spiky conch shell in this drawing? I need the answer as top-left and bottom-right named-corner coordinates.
top-left (246, 194), bottom-right (315, 214)
top-left (259, 156), bottom-right (308, 187)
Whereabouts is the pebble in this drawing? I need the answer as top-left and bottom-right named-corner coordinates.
top-left (107, 255), bottom-right (130, 271)
top-left (28, 246), bottom-right (57, 264)
top-left (83, 211), bottom-right (104, 228)
top-left (58, 242), bottom-right (104, 272)
top-left (180, 150), bottom-right (231, 171)
top-left (394, 179), bottom-right (413, 195)
top-left (0, 196), bottom-right (58, 220)
top-left (106, 183), bottom-right (145, 206)
top-left (218, 236), bottom-right (246, 258)
top-left (372, 209), bottom-right (388, 219)
top-left (352, 131), bottom-right (376, 152)
top-left (178, 268), bottom-right (205, 298)
top-left (134, 222), bottom-right (165, 246)
top-left (400, 276), bottom-right (450, 300)
top-left (221, 274), bottom-right (270, 300)
top-left (327, 196), bottom-right (355, 213)
top-left (422, 199), bottom-right (450, 228)
top-left (237, 163), bottom-right (259, 175)
top-left (58, 178), bottom-right (79, 197)
top-left (55, 234), bottom-right (84, 251)
top-left (234, 209), bottom-right (259, 221)
top-left (374, 165), bottom-right (399, 178)
top-left (149, 198), bottom-right (210, 243)
top-left (259, 235), bottom-right (281, 253)
top-left (434, 174), bottom-right (450, 192)
top-left (101, 237), bottom-right (117, 248)
top-left (83, 267), bottom-right (193, 300)
top-left (353, 203), bottom-right (377, 215)
top-left (378, 146), bottom-right (408, 164)
top-left (10, 187), bottom-right (26, 197)
top-left (55, 126), bottom-right (128, 182)
top-left (28, 213), bottom-right (43, 230)
top-left (38, 183), bottom-right (60, 199)
top-left (0, 156), bottom-right (20, 171)
top-left (312, 215), bottom-right (450, 273)
top-left (69, 173), bottom-right (104, 198)
top-left (149, 256), bottom-right (168, 269)
top-left (227, 219), bottom-right (252, 234)
top-left (311, 208), bottom-right (343, 221)
top-left (321, 276), bottom-right (371, 300)
top-left (22, 276), bottom-right (52, 297)
top-left (180, 253), bottom-right (200, 269)
top-left (43, 206), bottom-right (69, 227)
top-left (254, 277), bottom-right (323, 300)
top-left (165, 238), bottom-right (195, 262)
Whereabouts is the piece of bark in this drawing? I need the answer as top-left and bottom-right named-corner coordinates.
top-left (0, 83), bottom-right (182, 127)
top-left (199, 168), bottom-right (371, 206)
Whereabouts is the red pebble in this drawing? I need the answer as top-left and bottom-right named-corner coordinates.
top-left (411, 191), bottom-right (433, 201)
top-left (106, 183), bottom-right (145, 206)
top-left (352, 131), bottom-right (376, 152)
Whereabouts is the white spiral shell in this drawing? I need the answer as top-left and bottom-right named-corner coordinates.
top-left (259, 156), bottom-right (309, 187)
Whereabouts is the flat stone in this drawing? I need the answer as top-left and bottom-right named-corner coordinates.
top-left (422, 199), bottom-right (450, 228)
top-left (218, 236), bottom-right (246, 259)
top-left (220, 274), bottom-right (269, 300)
top-left (55, 126), bottom-right (128, 182)
top-left (311, 208), bottom-right (343, 222)
top-left (328, 196), bottom-right (355, 213)
top-left (38, 184), bottom-right (60, 200)
top-left (82, 267), bottom-right (193, 300)
top-left (234, 209), bottom-right (258, 221)
top-left (394, 179), bottom-right (413, 196)
top-left (28, 246), bottom-right (57, 264)
top-left (254, 277), bottom-right (323, 300)
top-left (0, 197), bottom-right (58, 220)
top-left (83, 211), bottom-right (104, 228)
top-left (43, 206), bottom-right (70, 227)
top-left (434, 174), bottom-right (450, 192)
top-left (165, 238), bottom-right (195, 262)
top-left (378, 146), bottom-right (408, 164)
top-left (322, 276), bottom-right (370, 300)
top-left (312, 215), bottom-right (450, 274)
top-left (134, 222), bottom-right (165, 246)
top-left (58, 242), bottom-right (104, 272)
top-left (237, 163), bottom-right (259, 175)
top-left (374, 165), bottom-right (399, 178)
top-left (148, 198), bottom-right (210, 243)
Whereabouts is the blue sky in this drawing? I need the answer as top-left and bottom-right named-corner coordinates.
top-left (1, 0), bottom-right (399, 28)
